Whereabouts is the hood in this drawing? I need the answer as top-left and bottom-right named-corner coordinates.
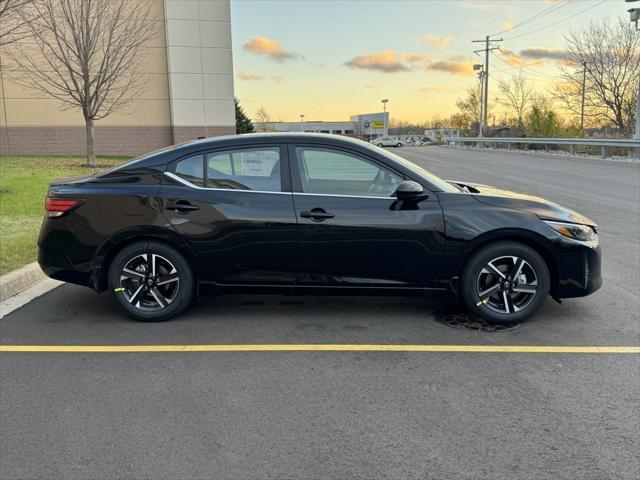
top-left (447, 180), bottom-right (597, 227)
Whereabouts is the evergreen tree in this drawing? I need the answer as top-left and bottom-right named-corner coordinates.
top-left (235, 99), bottom-right (254, 134)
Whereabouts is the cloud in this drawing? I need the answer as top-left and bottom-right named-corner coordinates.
top-left (520, 47), bottom-right (567, 61)
top-left (271, 75), bottom-right (284, 83)
top-left (401, 52), bottom-right (429, 63)
top-left (364, 84), bottom-right (377, 90)
top-left (500, 48), bottom-right (525, 66)
top-left (425, 59), bottom-right (475, 76)
top-left (344, 50), bottom-right (411, 73)
top-left (502, 21), bottom-right (513, 31)
top-left (237, 71), bottom-right (264, 81)
top-left (243, 36), bottom-right (302, 63)
top-left (421, 34), bottom-right (454, 49)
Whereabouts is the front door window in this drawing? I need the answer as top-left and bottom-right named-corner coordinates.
top-left (295, 147), bottom-right (402, 197)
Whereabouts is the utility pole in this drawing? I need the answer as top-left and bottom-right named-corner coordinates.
top-left (625, 0), bottom-right (639, 139)
top-left (633, 74), bottom-right (640, 140)
top-left (300, 114), bottom-right (304, 132)
top-left (580, 61), bottom-right (587, 131)
top-left (472, 36), bottom-right (502, 137)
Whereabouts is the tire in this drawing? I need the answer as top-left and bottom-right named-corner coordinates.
top-left (461, 241), bottom-right (550, 324)
top-left (396, 143), bottom-right (402, 147)
top-left (108, 241), bottom-right (194, 322)
top-left (377, 143), bottom-right (384, 147)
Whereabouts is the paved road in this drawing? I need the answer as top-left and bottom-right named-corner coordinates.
top-left (1, 147), bottom-right (638, 479)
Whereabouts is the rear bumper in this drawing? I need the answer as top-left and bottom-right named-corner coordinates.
top-left (38, 217), bottom-right (96, 289)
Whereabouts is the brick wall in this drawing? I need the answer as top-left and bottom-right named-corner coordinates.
top-left (0, 125), bottom-right (236, 156)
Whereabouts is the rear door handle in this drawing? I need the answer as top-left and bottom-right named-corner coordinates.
top-left (300, 208), bottom-right (335, 221)
top-left (165, 200), bottom-right (200, 213)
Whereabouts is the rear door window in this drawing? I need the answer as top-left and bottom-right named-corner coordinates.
top-left (206, 147), bottom-right (281, 191)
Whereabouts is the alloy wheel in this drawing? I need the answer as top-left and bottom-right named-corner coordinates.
top-left (119, 253), bottom-right (180, 311)
top-left (476, 255), bottom-right (538, 314)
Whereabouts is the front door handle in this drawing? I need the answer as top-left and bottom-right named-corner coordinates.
top-left (300, 208), bottom-right (335, 222)
top-left (165, 200), bottom-right (200, 213)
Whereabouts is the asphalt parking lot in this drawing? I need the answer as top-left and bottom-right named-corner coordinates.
top-left (1, 147), bottom-right (639, 479)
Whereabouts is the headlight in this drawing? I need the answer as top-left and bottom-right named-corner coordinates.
top-left (544, 220), bottom-right (598, 243)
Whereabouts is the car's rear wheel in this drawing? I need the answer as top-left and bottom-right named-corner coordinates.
top-left (461, 241), bottom-right (550, 324)
top-left (395, 143), bottom-right (402, 147)
top-left (108, 241), bottom-right (194, 321)
top-left (377, 143), bottom-right (384, 147)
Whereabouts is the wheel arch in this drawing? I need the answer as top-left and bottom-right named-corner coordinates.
top-left (90, 227), bottom-right (201, 292)
top-left (458, 229), bottom-right (558, 295)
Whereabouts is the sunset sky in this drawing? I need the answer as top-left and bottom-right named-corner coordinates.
top-left (230, 0), bottom-right (625, 123)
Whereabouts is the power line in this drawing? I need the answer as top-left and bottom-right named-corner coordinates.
top-left (502, 0), bottom-right (607, 41)
top-left (492, 50), bottom-right (563, 80)
top-left (489, 0), bottom-right (573, 37)
top-left (490, 62), bottom-right (557, 82)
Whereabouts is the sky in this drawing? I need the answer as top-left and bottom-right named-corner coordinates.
top-left (230, 0), bottom-right (626, 123)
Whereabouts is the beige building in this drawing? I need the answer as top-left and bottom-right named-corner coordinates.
top-left (0, 0), bottom-right (236, 157)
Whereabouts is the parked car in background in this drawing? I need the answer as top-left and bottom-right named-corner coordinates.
top-left (39, 133), bottom-right (602, 323)
top-left (416, 136), bottom-right (434, 146)
top-left (371, 136), bottom-right (403, 147)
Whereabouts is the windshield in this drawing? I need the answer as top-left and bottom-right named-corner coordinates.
top-left (365, 144), bottom-right (459, 192)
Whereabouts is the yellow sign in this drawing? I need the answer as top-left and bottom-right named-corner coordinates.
top-left (370, 121), bottom-right (385, 129)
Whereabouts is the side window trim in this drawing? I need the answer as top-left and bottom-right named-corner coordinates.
top-left (167, 144), bottom-right (291, 193)
top-left (288, 143), bottom-right (407, 197)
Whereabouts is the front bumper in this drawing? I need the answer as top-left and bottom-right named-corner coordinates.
top-left (551, 240), bottom-right (602, 298)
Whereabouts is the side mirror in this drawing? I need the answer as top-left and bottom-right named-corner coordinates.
top-left (394, 181), bottom-right (427, 201)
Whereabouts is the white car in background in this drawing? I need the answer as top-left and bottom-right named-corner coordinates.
top-left (371, 136), bottom-right (403, 147)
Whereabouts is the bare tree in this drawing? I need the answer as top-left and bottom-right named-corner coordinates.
top-left (497, 72), bottom-right (534, 126)
top-left (0, 0), bottom-right (37, 46)
top-left (6, 0), bottom-right (158, 165)
top-left (455, 85), bottom-right (489, 134)
top-left (555, 17), bottom-right (639, 134)
top-left (254, 107), bottom-right (272, 132)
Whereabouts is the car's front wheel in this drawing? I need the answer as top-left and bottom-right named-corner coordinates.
top-left (395, 143), bottom-right (402, 147)
top-left (461, 241), bottom-right (550, 324)
top-left (108, 241), bottom-right (194, 321)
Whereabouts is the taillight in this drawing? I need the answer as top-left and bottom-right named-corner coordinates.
top-left (45, 197), bottom-right (81, 218)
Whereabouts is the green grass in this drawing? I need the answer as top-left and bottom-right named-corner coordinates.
top-left (0, 156), bottom-right (130, 275)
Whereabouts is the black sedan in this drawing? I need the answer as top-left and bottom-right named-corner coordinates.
top-left (38, 133), bottom-right (602, 323)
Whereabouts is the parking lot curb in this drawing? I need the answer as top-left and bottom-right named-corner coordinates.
top-left (0, 262), bottom-right (48, 302)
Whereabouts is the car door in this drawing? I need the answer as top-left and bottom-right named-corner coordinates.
top-left (160, 144), bottom-right (298, 286)
top-left (289, 143), bottom-right (445, 289)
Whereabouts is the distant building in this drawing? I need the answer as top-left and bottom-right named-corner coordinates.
top-left (267, 112), bottom-right (389, 140)
top-left (424, 128), bottom-right (460, 140)
top-left (0, 0), bottom-right (236, 156)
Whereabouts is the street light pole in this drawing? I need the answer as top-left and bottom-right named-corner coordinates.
top-left (381, 98), bottom-right (388, 136)
top-left (300, 114), bottom-right (304, 132)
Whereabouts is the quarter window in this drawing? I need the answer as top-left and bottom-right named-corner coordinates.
top-left (295, 147), bottom-right (402, 197)
top-left (174, 154), bottom-right (205, 187)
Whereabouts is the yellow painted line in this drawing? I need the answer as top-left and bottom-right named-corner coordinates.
top-left (0, 344), bottom-right (638, 353)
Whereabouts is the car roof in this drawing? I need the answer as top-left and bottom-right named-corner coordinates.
top-left (120, 133), bottom-right (376, 170)
top-left (186, 132), bottom-right (371, 149)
